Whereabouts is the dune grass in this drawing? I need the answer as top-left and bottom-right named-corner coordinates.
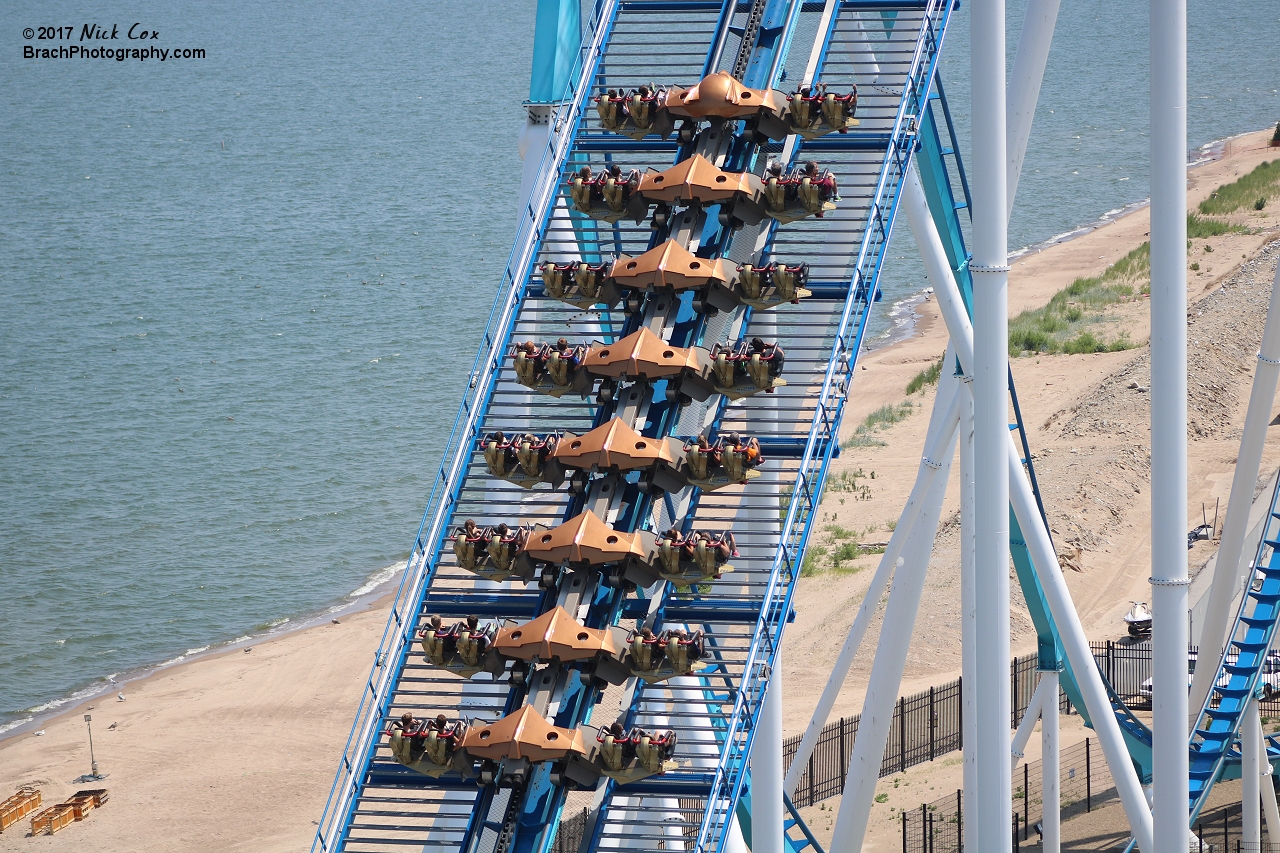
top-left (841, 401), bottom-right (915, 448)
top-left (1198, 160), bottom-right (1280, 215)
top-left (905, 353), bottom-right (945, 395)
top-left (1008, 243), bottom-right (1147, 356)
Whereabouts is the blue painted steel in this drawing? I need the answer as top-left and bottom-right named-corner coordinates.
top-left (690, 4), bottom-right (963, 853)
top-left (530, 0), bottom-right (584, 104)
top-left (1188, 479), bottom-right (1280, 820)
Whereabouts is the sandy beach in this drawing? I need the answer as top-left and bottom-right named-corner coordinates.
top-left (3, 128), bottom-right (1279, 852)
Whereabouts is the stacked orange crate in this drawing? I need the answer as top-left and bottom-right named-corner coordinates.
top-left (30, 804), bottom-right (76, 835)
top-left (0, 788), bottom-right (42, 832)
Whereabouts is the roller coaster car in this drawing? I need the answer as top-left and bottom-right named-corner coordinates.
top-left (387, 718), bottom-right (474, 778)
top-left (635, 154), bottom-right (767, 228)
top-left (608, 240), bottom-right (740, 315)
top-left (568, 168), bottom-right (649, 224)
top-left (520, 510), bottom-right (659, 582)
top-left (681, 435), bottom-right (764, 492)
top-left (538, 260), bottom-right (623, 310)
top-left (550, 419), bottom-right (687, 496)
top-left (512, 341), bottom-right (595, 398)
top-left (582, 327), bottom-right (716, 404)
top-left (481, 432), bottom-right (567, 489)
top-left (419, 617), bottom-right (506, 679)
top-left (787, 83), bottom-right (859, 139)
top-left (642, 529), bottom-right (738, 586)
top-left (594, 86), bottom-right (677, 140)
top-left (761, 167), bottom-right (839, 224)
top-left (735, 261), bottom-right (812, 309)
top-left (551, 725), bottom-right (679, 789)
top-left (708, 340), bottom-right (786, 400)
top-left (450, 522), bottom-right (540, 583)
top-left (463, 706), bottom-right (589, 788)
top-left (665, 71), bottom-right (791, 141)
top-left (623, 628), bottom-right (706, 683)
top-left (492, 606), bottom-right (633, 687)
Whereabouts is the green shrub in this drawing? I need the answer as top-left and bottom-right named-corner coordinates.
top-left (1257, 197), bottom-right (1268, 211)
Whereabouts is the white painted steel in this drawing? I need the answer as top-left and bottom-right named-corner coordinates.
top-left (1149, 0), bottom-right (1189, 849)
top-left (1009, 676), bottom-right (1049, 770)
top-left (904, 164), bottom-right (1155, 851)
top-left (1245, 699), bottom-right (1262, 847)
top-left (827, 418), bottom-right (958, 853)
top-left (1189, 260), bottom-right (1280, 722)
top-left (960, 383), bottom-right (978, 853)
top-left (1260, 709), bottom-right (1280, 842)
top-left (783, 369), bottom-right (964, 796)
top-left (1041, 671), bottom-right (1060, 853)
top-left (1005, 0), bottom-right (1061, 216)
top-left (970, 0), bottom-right (1012, 844)
top-left (756, 656), bottom-right (784, 853)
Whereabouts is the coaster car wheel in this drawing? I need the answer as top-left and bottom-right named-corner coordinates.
top-left (478, 760), bottom-right (498, 786)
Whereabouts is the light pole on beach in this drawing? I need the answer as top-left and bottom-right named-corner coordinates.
top-left (84, 714), bottom-right (99, 778)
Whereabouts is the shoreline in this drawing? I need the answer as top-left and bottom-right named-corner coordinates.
top-left (0, 565), bottom-right (405, 745)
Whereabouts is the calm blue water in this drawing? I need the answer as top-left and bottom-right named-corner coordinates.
top-left (1, 0), bottom-right (1277, 731)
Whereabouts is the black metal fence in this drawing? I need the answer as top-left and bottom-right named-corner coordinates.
top-left (902, 738), bottom-right (1119, 852)
top-left (785, 640), bottom-right (1280, 811)
top-left (784, 652), bottom-right (1056, 808)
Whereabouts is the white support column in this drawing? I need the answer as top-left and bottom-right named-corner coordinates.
top-left (960, 384), bottom-right (978, 853)
top-left (1246, 698), bottom-right (1262, 848)
top-left (904, 164), bottom-right (1155, 851)
top-left (756, 653), bottom-right (785, 853)
top-left (1041, 671), bottom-right (1060, 853)
top-left (1009, 677), bottom-right (1049, 771)
top-left (1150, 0), bottom-right (1190, 850)
top-left (783, 368), bottom-right (962, 796)
top-left (1005, 0), bottom-right (1061, 216)
top-left (1259, 710), bottom-right (1280, 843)
top-left (828, 440), bottom-right (957, 853)
top-left (970, 0), bottom-right (1011, 838)
top-left (1190, 261), bottom-right (1280, 721)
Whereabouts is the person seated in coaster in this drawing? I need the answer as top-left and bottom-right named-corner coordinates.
top-left (482, 431), bottom-right (519, 477)
top-left (420, 615), bottom-right (452, 666)
top-left (660, 627), bottom-right (704, 674)
top-left (750, 337), bottom-right (784, 377)
top-left (763, 161), bottom-right (789, 212)
top-left (596, 88), bottom-right (628, 130)
top-left (597, 721), bottom-right (635, 772)
top-left (632, 726), bottom-right (677, 774)
top-left (818, 83), bottom-right (857, 131)
top-left (452, 519), bottom-right (486, 570)
top-left (627, 626), bottom-right (663, 673)
top-left (486, 523), bottom-right (526, 572)
top-left (627, 84), bottom-right (660, 129)
top-left (513, 432), bottom-right (555, 479)
top-left (685, 434), bottom-right (714, 480)
top-left (599, 164), bottom-right (642, 213)
top-left (569, 165), bottom-right (597, 212)
top-left (797, 160), bottom-right (838, 215)
top-left (453, 614), bottom-right (492, 667)
top-left (513, 340), bottom-right (546, 385)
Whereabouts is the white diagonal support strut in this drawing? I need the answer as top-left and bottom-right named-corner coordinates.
top-left (903, 163), bottom-right (1155, 852)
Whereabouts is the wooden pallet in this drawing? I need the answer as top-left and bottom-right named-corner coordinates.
top-left (30, 804), bottom-right (75, 835)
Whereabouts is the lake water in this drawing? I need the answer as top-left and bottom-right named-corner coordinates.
top-left (1, 0), bottom-right (1277, 732)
